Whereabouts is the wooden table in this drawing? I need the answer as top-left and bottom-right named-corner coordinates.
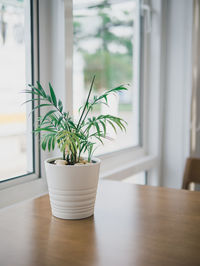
top-left (0, 181), bottom-right (200, 266)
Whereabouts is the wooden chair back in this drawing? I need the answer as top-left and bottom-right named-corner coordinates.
top-left (182, 158), bottom-right (200, 190)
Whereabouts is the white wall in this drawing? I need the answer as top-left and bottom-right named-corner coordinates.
top-left (191, 0), bottom-right (200, 158)
top-left (160, 0), bottom-right (193, 188)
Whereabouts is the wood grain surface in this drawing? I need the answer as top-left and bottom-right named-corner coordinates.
top-left (0, 180), bottom-right (200, 266)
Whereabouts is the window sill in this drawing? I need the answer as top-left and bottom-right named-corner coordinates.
top-left (0, 177), bottom-right (48, 209)
top-left (101, 155), bottom-right (157, 181)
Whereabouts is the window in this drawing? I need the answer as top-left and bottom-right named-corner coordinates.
top-left (73, 0), bottom-right (141, 154)
top-left (0, 0), bottom-right (38, 182)
top-left (0, 0), bottom-right (158, 207)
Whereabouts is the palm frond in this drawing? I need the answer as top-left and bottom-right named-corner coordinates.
top-left (22, 78), bottom-right (128, 164)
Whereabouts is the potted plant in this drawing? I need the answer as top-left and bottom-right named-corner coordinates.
top-left (23, 76), bottom-right (127, 219)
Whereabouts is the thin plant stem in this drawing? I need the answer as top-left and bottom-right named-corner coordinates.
top-left (76, 75), bottom-right (95, 130)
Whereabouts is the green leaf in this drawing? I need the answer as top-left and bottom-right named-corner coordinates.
top-left (107, 85), bottom-right (128, 94)
top-left (49, 83), bottom-right (57, 107)
top-left (78, 106), bottom-right (83, 113)
top-left (68, 120), bottom-right (76, 129)
top-left (41, 137), bottom-right (47, 151)
top-left (94, 135), bottom-right (104, 144)
top-left (94, 121), bottom-right (101, 136)
top-left (28, 85), bottom-right (44, 97)
top-left (48, 136), bottom-right (52, 152)
top-left (57, 116), bottom-right (63, 125)
top-left (34, 127), bottom-right (56, 133)
top-left (42, 110), bottom-right (57, 123)
top-left (100, 121), bottom-right (106, 136)
top-left (21, 98), bottom-right (38, 106)
top-left (47, 95), bottom-right (52, 103)
top-left (58, 99), bottom-right (63, 113)
top-left (21, 90), bottom-right (40, 97)
top-left (108, 120), bottom-right (117, 133)
top-left (28, 104), bottom-right (52, 117)
top-left (36, 82), bottom-right (47, 98)
top-left (52, 136), bottom-right (56, 150)
top-left (103, 95), bottom-right (108, 103)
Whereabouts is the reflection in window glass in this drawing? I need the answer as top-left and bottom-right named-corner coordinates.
top-left (73, 0), bottom-right (140, 154)
top-left (0, 0), bottom-right (33, 181)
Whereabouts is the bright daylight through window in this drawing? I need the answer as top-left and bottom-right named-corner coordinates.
top-left (73, 0), bottom-right (141, 154)
top-left (0, 0), bottom-right (33, 182)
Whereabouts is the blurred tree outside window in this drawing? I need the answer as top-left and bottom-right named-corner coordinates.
top-left (73, 0), bottom-right (140, 154)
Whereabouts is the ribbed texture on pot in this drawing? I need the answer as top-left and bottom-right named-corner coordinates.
top-left (48, 187), bottom-right (97, 219)
top-left (45, 157), bottom-right (101, 220)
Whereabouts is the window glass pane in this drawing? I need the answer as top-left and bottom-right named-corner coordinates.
top-left (0, 0), bottom-right (33, 181)
top-left (73, 0), bottom-right (140, 154)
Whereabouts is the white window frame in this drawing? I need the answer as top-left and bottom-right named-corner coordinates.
top-left (0, 0), bottom-right (47, 208)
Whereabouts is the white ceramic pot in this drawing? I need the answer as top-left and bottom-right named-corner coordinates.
top-left (45, 157), bottom-right (101, 220)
